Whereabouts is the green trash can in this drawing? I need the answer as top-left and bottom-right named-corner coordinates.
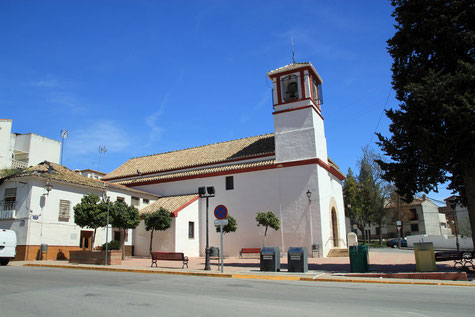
top-left (349, 245), bottom-right (369, 273)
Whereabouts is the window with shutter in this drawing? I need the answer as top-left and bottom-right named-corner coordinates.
top-left (58, 200), bottom-right (71, 221)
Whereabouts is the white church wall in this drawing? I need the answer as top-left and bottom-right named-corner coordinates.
top-left (315, 165), bottom-right (347, 257)
top-left (133, 219), bottom-right (176, 257)
top-left (174, 200), bottom-right (200, 257)
top-left (133, 162), bottom-right (344, 257)
top-left (274, 108), bottom-right (318, 162)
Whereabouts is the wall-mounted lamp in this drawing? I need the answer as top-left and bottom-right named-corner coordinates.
top-left (44, 180), bottom-right (53, 195)
top-left (306, 190), bottom-right (312, 201)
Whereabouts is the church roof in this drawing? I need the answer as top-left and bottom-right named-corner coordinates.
top-left (139, 194), bottom-right (199, 217)
top-left (113, 159), bottom-right (275, 186)
top-left (267, 62), bottom-right (323, 83)
top-left (103, 133), bottom-right (275, 181)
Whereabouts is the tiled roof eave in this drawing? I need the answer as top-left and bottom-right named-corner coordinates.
top-left (117, 159), bottom-right (276, 186)
top-left (103, 152), bottom-right (275, 181)
top-left (103, 133), bottom-right (275, 180)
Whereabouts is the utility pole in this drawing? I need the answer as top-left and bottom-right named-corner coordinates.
top-left (397, 194), bottom-right (401, 249)
top-left (60, 129), bottom-right (69, 165)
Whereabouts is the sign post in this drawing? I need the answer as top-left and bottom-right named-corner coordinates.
top-left (396, 220), bottom-right (402, 249)
top-left (214, 205), bottom-right (228, 273)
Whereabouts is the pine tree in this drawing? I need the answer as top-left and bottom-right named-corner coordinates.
top-left (377, 0), bottom-right (475, 245)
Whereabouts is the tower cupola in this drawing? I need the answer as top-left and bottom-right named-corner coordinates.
top-left (267, 62), bottom-right (323, 112)
top-left (267, 62), bottom-right (328, 163)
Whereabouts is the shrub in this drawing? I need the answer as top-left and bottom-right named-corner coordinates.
top-left (102, 240), bottom-right (121, 250)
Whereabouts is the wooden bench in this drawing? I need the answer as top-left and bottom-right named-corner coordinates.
top-left (151, 252), bottom-right (189, 269)
top-left (239, 248), bottom-right (261, 258)
top-left (435, 251), bottom-right (474, 268)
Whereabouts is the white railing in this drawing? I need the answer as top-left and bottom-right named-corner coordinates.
top-left (0, 202), bottom-right (16, 220)
top-left (11, 159), bottom-right (28, 168)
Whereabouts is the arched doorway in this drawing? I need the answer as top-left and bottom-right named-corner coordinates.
top-left (331, 208), bottom-right (339, 247)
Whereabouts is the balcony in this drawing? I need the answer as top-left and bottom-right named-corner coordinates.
top-left (0, 202), bottom-right (16, 220)
top-left (11, 159), bottom-right (28, 169)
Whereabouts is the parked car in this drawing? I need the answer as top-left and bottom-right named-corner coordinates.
top-left (386, 238), bottom-right (407, 248)
top-left (0, 229), bottom-right (17, 265)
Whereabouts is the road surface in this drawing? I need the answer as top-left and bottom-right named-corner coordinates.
top-left (0, 266), bottom-right (474, 316)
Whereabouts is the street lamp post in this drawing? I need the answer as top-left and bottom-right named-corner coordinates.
top-left (306, 190), bottom-right (314, 249)
top-left (198, 186), bottom-right (215, 271)
top-left (102, 188), bottom-right (111, 266)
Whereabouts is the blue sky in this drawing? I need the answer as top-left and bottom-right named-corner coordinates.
top-left (0, 0), bottom-right (452, 203)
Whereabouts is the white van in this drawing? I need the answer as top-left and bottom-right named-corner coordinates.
top-left (0, 229), bottom-right (17, 265)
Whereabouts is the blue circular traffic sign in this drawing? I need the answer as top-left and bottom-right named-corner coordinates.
top-left (214, 205), bottom-right (228, 219)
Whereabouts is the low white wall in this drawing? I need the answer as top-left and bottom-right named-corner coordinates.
top-left (406, 235), bottom-right (473, 250)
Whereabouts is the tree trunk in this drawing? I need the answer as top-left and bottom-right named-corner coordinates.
top-left (92, 228), bottom-right (97, 250)
top-left (461, 166), bottom-right (475, 249)
top-left (149, 230), bottom-right (154, 256)
top-left (121, 229), bottom-right (125, 260)
top-left (356, 223), bottom-right (365, 244)
top-left (264, 226), bottom-right (268, 247)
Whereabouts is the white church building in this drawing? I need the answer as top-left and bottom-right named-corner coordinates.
top-left (104, 62), bottom-right (347, 258)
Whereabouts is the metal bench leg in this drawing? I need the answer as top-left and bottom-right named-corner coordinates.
top-left (151, 260), bottom-right (157, 268)
top-left (463, 259), bottom-right (474, 269)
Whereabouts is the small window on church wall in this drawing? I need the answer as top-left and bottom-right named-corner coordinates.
top-left (281, 75), bottom-right (299, 102)
top-left (226, 176), bottom-right (234, 190)
top-left (188, 222), bottom-right (195, 239)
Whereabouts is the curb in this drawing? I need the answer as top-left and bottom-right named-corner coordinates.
top-left (23, 264), bottom-right (475, 287)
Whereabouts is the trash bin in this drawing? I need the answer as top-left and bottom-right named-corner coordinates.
top-left (349, 245), bottom-right (369, 273)
top-left (40, 244), bottom-right (48, 261)
top-left (414, 242), bottom-right (436, 272)
top-left (288, 247), bottom-right (308, 272)
top-left (209, 246), bottom-right (219, 258)
top-left (260, 247), bottom-right (280, 272)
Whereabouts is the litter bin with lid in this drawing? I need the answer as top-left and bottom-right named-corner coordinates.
top-left (260, 247), bottom-right (280, 272)
top-left (349, 245), bottom-right (369, 273)
top-left (287, 247), bottom-right (308, 272)
top-left (414, 242), bottom-right (436, 272)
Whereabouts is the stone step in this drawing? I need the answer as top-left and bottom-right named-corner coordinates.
top-left (327, 248), bottom-right (349, 257)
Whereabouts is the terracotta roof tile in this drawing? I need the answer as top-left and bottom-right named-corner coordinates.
top-left (1, 161), bottom-right (158, 198)
top-left (267, 62), bottom-right (323, 83)
top-left (115, 159), bottom-right (275, 185)
top-left (140, 194), bottom-right (198, 216)
top-left (103, 133), bottom-right (275, 180)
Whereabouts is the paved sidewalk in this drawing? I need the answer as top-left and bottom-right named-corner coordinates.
top-left (11, 249), bottom-right (474, 286)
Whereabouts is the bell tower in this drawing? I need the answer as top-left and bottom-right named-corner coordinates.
top-left (267, 62), bottom-right (328, 163)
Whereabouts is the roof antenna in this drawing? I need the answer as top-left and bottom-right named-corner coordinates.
top-left (291, 36), bottom-right (295, 64)
top-left (98, 146), bottom-right (107, 171)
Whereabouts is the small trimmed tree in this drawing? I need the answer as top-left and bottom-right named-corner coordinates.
top-left (256, 211), bottom-right (280, 246)
top-left (73, 194), bottom-right (107, 249)
top-left (143, 207), bottom-right (172, 255)
top-left (109, 201), bottom-right (141, 260)
top-left (215, 215), bottom-right (237, 235)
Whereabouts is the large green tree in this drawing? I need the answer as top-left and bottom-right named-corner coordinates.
top-left (109, 201), bottom-right (141, 259)
top-left (344, 148), bottom-right (390, 245)
top-left (256, 211), bottom-right (280, 246)
top-left (377, 0), bottom-right (475, 245)
top-left (73, 194), bottom-right (108, 249)
top-left (143, 207), bottom-right (172, 255)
